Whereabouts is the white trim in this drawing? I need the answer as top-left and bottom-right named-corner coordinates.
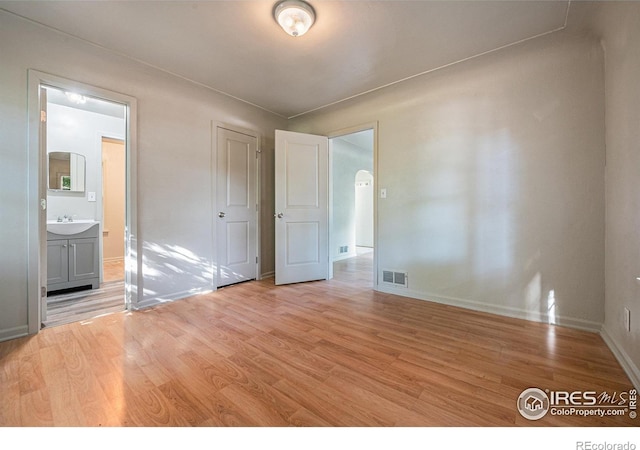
top-left (256, 137), bottom-right (262, 281)
top-left (328, 138), bottom-right (334, 280)
top-left (131, 288), bottom-right (213, 311)
top-left (376, 283), bottom-right (603, 333)
top-left (210, 121), bottom-right (218, 291)
top-left (26, 73), bottom-right (44, 333)
top-left (600, 326), bottom-right (640, 390)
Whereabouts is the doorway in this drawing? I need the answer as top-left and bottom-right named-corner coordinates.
top-left (329, 128), bottom-right (375, 284)
top-left (273, 126), bottom-right (376, 287)
top-left (43, 86), bottom-right (127, 327)
top-left (28, 71), bottom-right (137, 331)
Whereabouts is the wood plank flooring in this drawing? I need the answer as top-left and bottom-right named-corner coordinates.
top-left (1, 252), bottom-right (636, 426)
top-left (45, 281), bottom-right (125, 328)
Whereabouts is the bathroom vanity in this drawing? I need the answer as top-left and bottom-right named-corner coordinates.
top-left (46, 221), bottom-right (100, 293)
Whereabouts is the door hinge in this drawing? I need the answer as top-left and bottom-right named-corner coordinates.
top-left (40, 110), bottom-right (46, 123)
top-left (256, 256), bottom-right (258, 264)
top-left (41, 286), bottom-right (47, 297)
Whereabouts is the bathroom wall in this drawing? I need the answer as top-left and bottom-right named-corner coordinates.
top-left (46, 102), bottom-right (125, 222)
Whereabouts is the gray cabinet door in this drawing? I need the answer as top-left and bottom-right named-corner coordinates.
top-left (47, 240), bottom-right (68, 285)
top-left (68, 238), bottom-right (99, 281)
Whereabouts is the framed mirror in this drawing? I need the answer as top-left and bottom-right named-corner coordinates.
top-left (48, 151), bottom-right (86, 192)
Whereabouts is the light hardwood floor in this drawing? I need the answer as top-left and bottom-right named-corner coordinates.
top-left (0, 252), bottom-right (636, 426)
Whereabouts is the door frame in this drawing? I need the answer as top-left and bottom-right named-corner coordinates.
top-left (327, 122), bottom-right (379, 286)
top-left (212, 123), bottom-right (261, 289)
top-left (27, 70), bottom-right (139, 333)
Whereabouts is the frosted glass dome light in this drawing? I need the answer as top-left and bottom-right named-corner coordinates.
top-left (274, 0), bottom-right (315, 37)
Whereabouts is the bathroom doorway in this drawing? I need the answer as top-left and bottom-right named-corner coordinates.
top-left (41, 85), bottom-right (128, 327)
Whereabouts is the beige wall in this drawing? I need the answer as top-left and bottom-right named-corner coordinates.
top-left (102, 138), bottom-right (126, 262)
top-left (593, 2), bottom-right (640, 386)
top-left (0, 10), bottom-right (286, 340)
top-left (290, 31), bottom-right (606, 331)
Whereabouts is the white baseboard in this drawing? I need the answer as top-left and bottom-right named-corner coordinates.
top-left (600, 326), bottom-right (640, 390)
top-left (375, 284), bottom-right (603, 332)
top-left (0, 325), bottom-right (29, 343)
top-left (131, 287), bottom-right (213, 311)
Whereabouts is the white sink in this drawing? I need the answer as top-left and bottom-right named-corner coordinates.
top-left (47, 219), bottom-right (98, 235)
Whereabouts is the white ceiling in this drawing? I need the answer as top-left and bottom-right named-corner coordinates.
top-left (1, 1), bottom-right (570, 118)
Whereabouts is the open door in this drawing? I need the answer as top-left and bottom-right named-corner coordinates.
top-left (275, 130), bottom-right (328, 285)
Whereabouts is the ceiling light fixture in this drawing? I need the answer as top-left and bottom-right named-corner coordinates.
top-left (273, 0), bottom-right (315, 37)
top-left (65, 91), bottom-right (87, 105)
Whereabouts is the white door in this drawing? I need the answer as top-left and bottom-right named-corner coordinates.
top-left (216, 127), bottom-right (258, 287)
top-left (275, 130), bottom-right (328, 285)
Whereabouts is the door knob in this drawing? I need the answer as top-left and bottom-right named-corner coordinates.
top-left (275, 212), bottom-right (284, 218)
top-left (218, 212), bottom-right (226, 218)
